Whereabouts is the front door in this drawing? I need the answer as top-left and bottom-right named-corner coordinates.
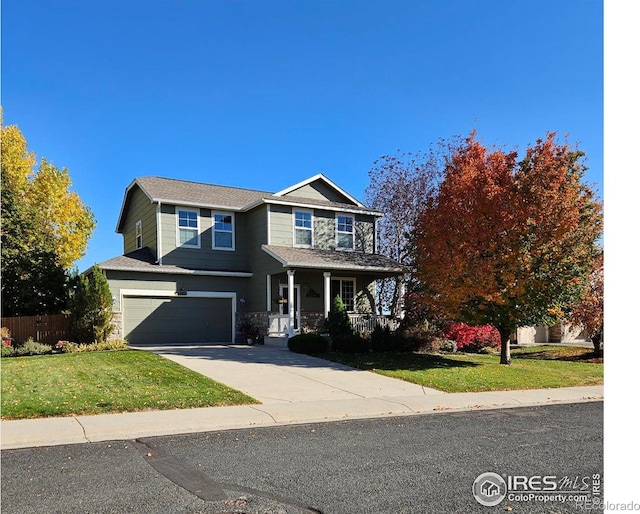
top-left (279, 284), bottom-right (301, 333)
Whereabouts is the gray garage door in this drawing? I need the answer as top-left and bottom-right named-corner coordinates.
top-left (123, 296), bottom-right (232, 344)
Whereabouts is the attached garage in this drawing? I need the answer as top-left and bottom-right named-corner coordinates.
top-left (122, 293), bottom-right (234, 345)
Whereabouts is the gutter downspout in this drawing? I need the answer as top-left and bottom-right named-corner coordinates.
top-left (156, 202), bottom-right (163, 265)
top-left (287, 270), bottom-right (295, 338)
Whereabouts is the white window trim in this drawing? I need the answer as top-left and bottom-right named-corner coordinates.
top-left (212, 211), bottom-right (235, 251)
top-left (176, 207), bottom-right (201, 248)
top-left (293, 209), bottom-right (314, 248)
top-left (335, 213), bottom-right (355, 251)
top-left (135, 220), bottom-right (143, 249)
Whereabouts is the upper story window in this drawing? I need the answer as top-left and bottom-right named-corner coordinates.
top-left (135, 220), bottom-right (143, 249)
top-left (336, 214), bottom-right (354, 250)
top-left (213, 212), bottom-right (234, 250)
top-left (177, 208), bottom-right (200, 247)
top-left (294, 210), bottom-right (313, 247)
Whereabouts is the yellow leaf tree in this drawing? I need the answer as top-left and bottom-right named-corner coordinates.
top-left (27, 159), bottom-right (96, 268)
top-left (1, 121), bottom-right (96, 315)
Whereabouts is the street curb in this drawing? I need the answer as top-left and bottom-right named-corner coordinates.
top-left (0, 386), bottom-right (603, 450)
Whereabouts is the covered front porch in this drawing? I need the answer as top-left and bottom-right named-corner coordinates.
top-left (244, 245), bottom-right (405, 340)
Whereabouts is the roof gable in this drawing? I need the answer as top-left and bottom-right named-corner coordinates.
top-left (274, 174), bottom-right (364, 207)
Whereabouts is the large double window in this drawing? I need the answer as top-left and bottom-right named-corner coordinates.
top-left (176, 209), bottom-right (234, 250)
top-left (331, 278), bottom-right (356, 311)
top-left (177, 209), bottom-right (200, 247)
top-left (213, 212), bottom-right (234, 250)
top-left (336, 215), bottom-right (354, 250)
top-left (294, 210), bottom-right (313, 247)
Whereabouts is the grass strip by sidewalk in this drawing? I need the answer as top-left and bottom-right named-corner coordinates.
top-left (1, 349), bottom-right (258, 420)
top-left (319, 346), bottom-right (603, 393)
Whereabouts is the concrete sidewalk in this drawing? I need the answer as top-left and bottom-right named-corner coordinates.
top-left (0, 345), bottom-right (604, 450)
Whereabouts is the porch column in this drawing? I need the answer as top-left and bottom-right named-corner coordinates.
top-left (287, 269), bottom-right (295, 337)
top-left (266, 274), bottom-right (272, 311)
top-left (323, 271), bottom-right (331, 318)
top-left (398, 274), bottom-right (407, 320)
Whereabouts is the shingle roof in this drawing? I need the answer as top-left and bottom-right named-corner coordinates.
top-left (135, 176), bottom-right (271, 210)
top-left (99, 247), bottom-right (157, 270)
top-left (132, 176), bottom-right (382, 214)
top-left (99, 247), bottom-right (252, 277)
top-left (262, 245), bottom-right (404, 274)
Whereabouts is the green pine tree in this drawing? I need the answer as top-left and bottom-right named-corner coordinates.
top-left (69, 265), bottom-right (114, 343)
top-left (325, 295), bottom-right (354, 340)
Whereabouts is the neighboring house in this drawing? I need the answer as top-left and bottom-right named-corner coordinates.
top-left (514, 323), bottom-right (592, 346)
top-left (99, 174), bottom-right (404, 345)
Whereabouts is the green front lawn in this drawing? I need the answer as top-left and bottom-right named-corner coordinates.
top-left (320, 346), bottom-right (603, 393)
top-left (1, 350), bottom-right (258, 420)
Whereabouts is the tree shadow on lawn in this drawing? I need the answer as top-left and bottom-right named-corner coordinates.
top-left (512, 349), bottom-right (603, 364)
top-left (340, 353), bottom-right (480, 372)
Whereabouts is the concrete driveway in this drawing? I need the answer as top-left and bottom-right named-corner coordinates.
top-left (1, 343), bottom-right (603, 450)
top-left (130, 343), bottom-right (445, 404)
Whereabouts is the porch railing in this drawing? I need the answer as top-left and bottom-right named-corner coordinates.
top-left (348, 314), bottom-right (399, 334)
top-left (267, 312), bottom-right (399, 336)
top-left (268, 314), bottom-right (290, 336)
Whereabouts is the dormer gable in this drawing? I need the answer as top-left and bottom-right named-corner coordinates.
top-left (274, 174), bottom-right (365, 207)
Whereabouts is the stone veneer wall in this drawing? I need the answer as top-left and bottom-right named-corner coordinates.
top-left (109, 312), bottom-right (123, 341)
top-left (236, 311), bottom-right (270, 343)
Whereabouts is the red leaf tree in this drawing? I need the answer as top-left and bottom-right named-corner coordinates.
top-left (414, 132), bottom-right (603, 364)
top-left (568, 251), bottom-right (604, 357)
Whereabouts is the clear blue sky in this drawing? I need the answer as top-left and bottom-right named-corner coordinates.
top-left (3, 0), bottom-right (604, 273)
top-left (4, 0), bottom-right (640, 496)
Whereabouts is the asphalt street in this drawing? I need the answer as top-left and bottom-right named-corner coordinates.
top-left (1, 402), bottom-right (603, 514)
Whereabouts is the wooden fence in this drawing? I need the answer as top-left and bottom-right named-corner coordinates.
top-left (1, 314), bottom-right (71, 345)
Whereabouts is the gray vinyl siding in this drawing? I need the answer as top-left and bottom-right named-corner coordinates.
top-left (284, 181), bottom-right (353, 204)
top-left (246, 204), bottom-right (269, 249)
top-left (314, 210), bottom-right (335, 249)
top-left (122, 187), bottom-right (157, 257)
top-left (158, 205), bottom-right (250, 271)
top-left (246, 205), bottom-right (288, 312)
top-left (268, 204), bottom-right (293, 246)
top-left (355, 214), bottom-right (375, 253)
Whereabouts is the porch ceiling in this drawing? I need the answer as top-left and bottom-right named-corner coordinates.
top-left (262, 245), bottom-right (404, 274)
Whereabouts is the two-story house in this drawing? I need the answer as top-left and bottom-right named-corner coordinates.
top-left (99, 174), bottom-right (404, 345)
